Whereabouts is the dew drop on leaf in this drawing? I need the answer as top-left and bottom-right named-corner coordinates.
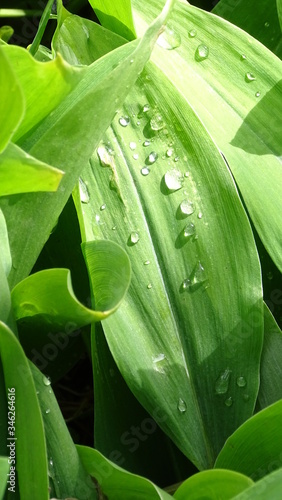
top-left (143, 104), bottom-right (150, 113)
top-left (184, 223), bottom-right (196, 237)
top-left (144, 260), bottom-right (150, 265)
top-left (255, 91), bottom-right (261, 98)
top-left (188, 29), bottom-right (197, 37)
top-left (245, 72), bottom-right (256, 82)
top-left (177, 398), bottom-right (187, 414)
top-left (147, 151), bottom-right (158, 164)
top-left (180, 199), bottom-right (194, 215)
top-left (79, 178), bottom-right (90, 204)
top-left (150, 113), bottom-right (165, 131)
top-left (224, 397), bottom-right (233, 407)
top-left (243, 394), bottom-right (250, 402)
top-left (119, 116), bottom-right (130, 127)
top-left (236, 376), bottom-right (247, 388)
top-left (164, 168), bottom-right (183, 191)
top-left (130, 232), bottom-right (139, 244)
top-left (215, 368), bottom-right (232, 395)
top-left (100, 204), bottom-right (106, 211)
top-left (197, 212), bottom-right (203, 219)
top-left (43, 375), bottom-right (51, 386)
top-left (241, 54), bottom-right (247, 61)
top-left (264, 21), bottom-right (270, 27)
top-left (143, 140), bottom-right (151, 147)
top-left (133, 153), bottom-right (139, 160)
top-left (147, 283), bottom-right (152, 289)
top-left (45, 408), bottom-right (51, 414)
top-left (195, 44), bottom-right (209, 61)
top-left (152, 353), bottom-right (166, 373)
top-left (182, 279), bottom-right (191, 290)
top-left (157, 23), bottom-right (181, 50)
top-left (166, 147), bottom-right (174, 157)
top-left (141, 167), bottom-right (150, 176)
top-left (129, 142), bottom-right (136, 150)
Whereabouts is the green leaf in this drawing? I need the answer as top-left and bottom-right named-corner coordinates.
top-left (233, 468), bottom-right (282, 499)
top-left (30, 363), bottom-right (97, 499)
top-left (213, 0), bottom-right (282, 56)
top-left (173, 469), bottom-right (253, 499)
top-left (0, 143), bottom-right (63, 196)
top-left (0, 209), bottom-right (11, 278)
top-left (29, 0), bottom-right (54, 56)
top-left (0, 321), bottom-right (48, 499)
top-left (11, 240), bottom-right (131, 327)
top-left (215, 400), bottom-right (282, 480)
top-left (0, 456), bottom-right (9, 497)
top-left (88, 0), bottom-right (137, 40)
top-left (77, 445), bottom-right (173, 499)
top-left (132, 0), bottom-right (282, 273)
top-left (0, 47), bottom-right (24, 153)
top-left (0, 0), bottom-right (174, 289)
top-left (0, 26), bottom-right (13, 43)
top-left (257, 304), bottom-right (282, 409)
top-left (278, 0), bottom-right (282, 30)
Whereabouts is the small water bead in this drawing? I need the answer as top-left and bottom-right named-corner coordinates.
top-left (184, 171), bottom-right (190, 177)
top-left (133, 153), bottom-right (139, 160)
top-left (264, 22), bottom-right (270, 28)
top-left (195, 44), bottom-right (209, 61)
top-left (79, 178), bottom-right (90, 204)
top-left (144, 260), bottom-right (150, 265)
top-left (215, 368), bottom-right (232, 395)
top-left (150, 113), bottom-right (165, 131)
top-left (180, 199), bottom-right (194, 215)
top-left (189, 29), bottom-right (197, 38)
top-left (49, 459), bottom-right (53, 467)
top-left (43, 375), bottom-right (51, 386)
top-left (141, 167), bottom-right (150, 176)
top-left (130, 232), bottom-right (139, 244)
top-left (147, 151), bottom-right (158, 164)
top-left (157, 23), bottom-right (181, 50)
top-left (183, 261), bottom-right (207, 291)
top-left (112, 226), bottom-right (117, 230)
top-left (174, 156), bottom-right (179, 162)
top-left (182, 278), bottom-right (191, 290)
top-left (130, 58), bottom-right (134, 64)
top-left (245, 72), bottom-right (256, 82)
top-left (143, 104), bottom-right (150, 113)
top-left (184, 223), bottom-right (196, 237)
top-left (147, 283), bottom-right (152, 289)
top-left (166, 147), bottom-right (174, 157)
top-left (129, 142), bottom-right (136, 150)
top-left (143, 140), bottom-right (151, 147)
top-left (100, 204), bottom-right (106, 211)
top-left (241, 54), bottom-right (247, 61)
top-left (236, 376), bottom-right (247, 388)
top-left (164, 168), bottom-right (183, 191)
top-left (119, 116), bottom-right (130, 127)
top-left (197, 212), bottom-right (203, 219)
top-left (45, 408), bottom-right (51, 414)
top-left (243, 394), bottom-right (250, 402)
top-left (225, 397), bottom-right (233, 407)
top-left (94, 214), bottom-right (104, 225)
top-left (177, 398), bottom-right (187, 414)
top-left (255, 91), bottom-right (261, 98)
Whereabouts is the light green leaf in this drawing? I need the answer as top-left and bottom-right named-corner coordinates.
top-left (0, 321), bottom-right (48, 499)
top-left (11, 240), bottom-right (131, 327)
top-left (0, 209), bottom-right (11, 277)
top-left (77, 445), bottom-right (173, 499)
top-left (132, 0), bottom-right (282, 273)
top-left (0, 47), bottom-right (24, 153)
top-left (215, 400), bottom-right (282, 481)
top-left (0, 0), bottom-right (174, 289)
top-left (173, 469), bottom-right (253, 499)
top-left (257, 304), bottom-right (282, 409)
top-left (0, 456), bottom-right (9, 498)
top-left (213, 0), bottom-right (282, 56)
top-left (30, 363), bottom-right (96, 499)
top-left (0, 26), bottom-right (13, 42)
top-left (0, 143), bottom-right (63, 196)
top-left (88, 0), bottom-right (136, 40)
top-left (233, 468), bottom-right (282, 499)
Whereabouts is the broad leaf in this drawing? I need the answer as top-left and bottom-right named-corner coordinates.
top-left (233, 468), bottom-right (282, 499)
top-left (77, 445), bottom-right (172, 499)
top-left (174, 469), bottom-right (253, 499)
top-left (215, 400), bottom-right (282, 481)
top-left (89, 0), bottom-right (136, 40)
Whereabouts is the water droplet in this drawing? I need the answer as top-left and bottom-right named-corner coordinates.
top-left (94, 214), bottom-right (104, 225)
top-left (112, 226), bottom-right (117, 230)
top-left (150, 113), bottom-right (165, 131)
top-left (144, 260), bottom-right (150, 265)
top-left (182, 278), bottom-right (191, 290)
top-left (190, 261), bottom-right (207, 285)
top-left (130, 232), bottom-right (139, 244)
top-left (180, 199), bottom-right (194, 215)
top-left (264, 22), bottom-right (270, 28)
top-left (174, 156), bottom-right (179, 162)
top-left (36, 390), bottom-right (40, 395)
top-left (143, 104), bottom-right (150, 113)
top-left (164, 168), bottom-right (183, 191)
top-left (130, 58), bottom-right (134, 64)
top-left (143, 140), bottom-right (151, 147)
top-left (236, 376), bottom-right (247, 388)
top-left (49, 459), bottom-right (53, 467)
top-left (141, 167), bottom-right (150, 176)
top-left (97, 143), bottom-right (115, 168)
top-left (195, 44), bottom-right (209, 61)
top-left (45, 408), bottom-right (51, 414)
top-left (129, 141), bottom-right (136, 150)
top-left (43, 375), bottom-right (51, 386)
top-left (189, 29), bottom-right (197, 38)
top-left (255, 91), bottom-right (260, 97)
top-left (157, 23), bottom-right (181, 50)
top-left (147, 283), bottom-right (152, 289)
top-left (184, 223), bottom-right (196, 237)
top-left (177, 398), bottom-right (187, 413)
top-left (215, 368), bottom-right (232, 395)
top-left (147, 151), bottom-right (158, 164)
top-left (241, 54), bottom-right (247, 60)
top-left (198, 212), bottom-right (203, 219)
top-left (225, 397), bottom-right (233, 407)
top-left (133, 153), bottom-right (139, 160)
top-left (243, 394), bottom-right (250, 402)
top-left (184, 171), bottom-right (189, 177)
top-left (119, 116), bottom-right (130, 127)
top-left (100, 204), bottom-right (106, 211)
top-left (245, 72), bottom-right (256, 82)
top-left (166, 147), bottom-right (174, 157)
top-left (79, 178), bottom-right (90, 204)
top-left (267, 271), bottom-right (273, 280)
top-left (152, 353), bottom-right (166, 373)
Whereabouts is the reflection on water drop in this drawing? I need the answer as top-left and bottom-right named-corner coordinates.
top-left (141, 167), bottom-right (150, 176)
top-left (255, 91), bottom-right (261, 97)
top-left (164, 168), bottom-right (183, 191)
top-left (180, 199), bottom-right (194, 215)
top-left (152, 353), bottom-right (166, 374)
top-left (189, 29), bottom-right (197, 37)
top-left (166, 147), bottom-right (174, 157)
top-left (197, 212), bottom-right (203, 219)
top-left (45, 408), bottom-right (51, 414)
top-left (144, 260), bottom-right (150, 265)
top-left (150, 113), bottom-right (165, 131)
top-left (100, 204), bottom-right (106, 211)
top-left (184, 223), bottom-right (195, 237)
top-left (241, 54), bottom-right (247, 61)
top-left (236, 376), bottom-right (247, 388)
top-left (147, 151), bottom-right (158, 164)
top-left (129, 142), bottom-right (136, 150)
top-left (130, 232), bottom-right (139, 244)
top-left (157, 23), bottom-right (181, 50)
top-left (119, 116), bottom-right (130, 127)
top-left (224, 397), bottom-right (233, 407)
top-left (143, 140), bottom-right (151, 147)
top-left (43, 375), bottom-right (51, 386)
top-left (177, 398), bottom-right (187, 414)
top-left (147, 283), bottom-right (152, 289)
top-left (143, 104), bottom-right (150, 113)
top-left (215, 368), bottom-right (231, 395)
top-left (79, 178), bottom-right (90, 204)
top-left (264, 22), bottom-right (270, 27)
top-left (182, 279), bottom-right (191, 290)
top-left (195, 44), bottom-right (209, 61)
top-left (245, 72), bottom-right (256, 82)
top-left (133, 153), bottom-right (139, 160)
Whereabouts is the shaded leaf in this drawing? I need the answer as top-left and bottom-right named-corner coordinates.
top-left (88, 0), bottom-right (136, 40)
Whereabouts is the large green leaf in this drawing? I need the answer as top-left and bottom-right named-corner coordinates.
top-left (232, 468), bottom-right (282, 499)
top-left (11, 240), bottom-right (131, 327)
top-left (0, 0), bottom-right (174, 289)
top-left (77, 445), bottom-right (172, 499)
top-left (0, 321), bottom-right (48, 499)
top-left (173, 469), bottom-right (253, 499)
top-left (132, 0), bottom-right (282, 274)
top-left (213, 0), bottom-right (282, 57)
top-left (88, 0), bottom-right (137, 40)
top-left (75, 56), bottom-right (263, 468)
top-left (215, 400), bottom-right (282, 480)
top-left (0, 47), bottom-right (24, 153)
